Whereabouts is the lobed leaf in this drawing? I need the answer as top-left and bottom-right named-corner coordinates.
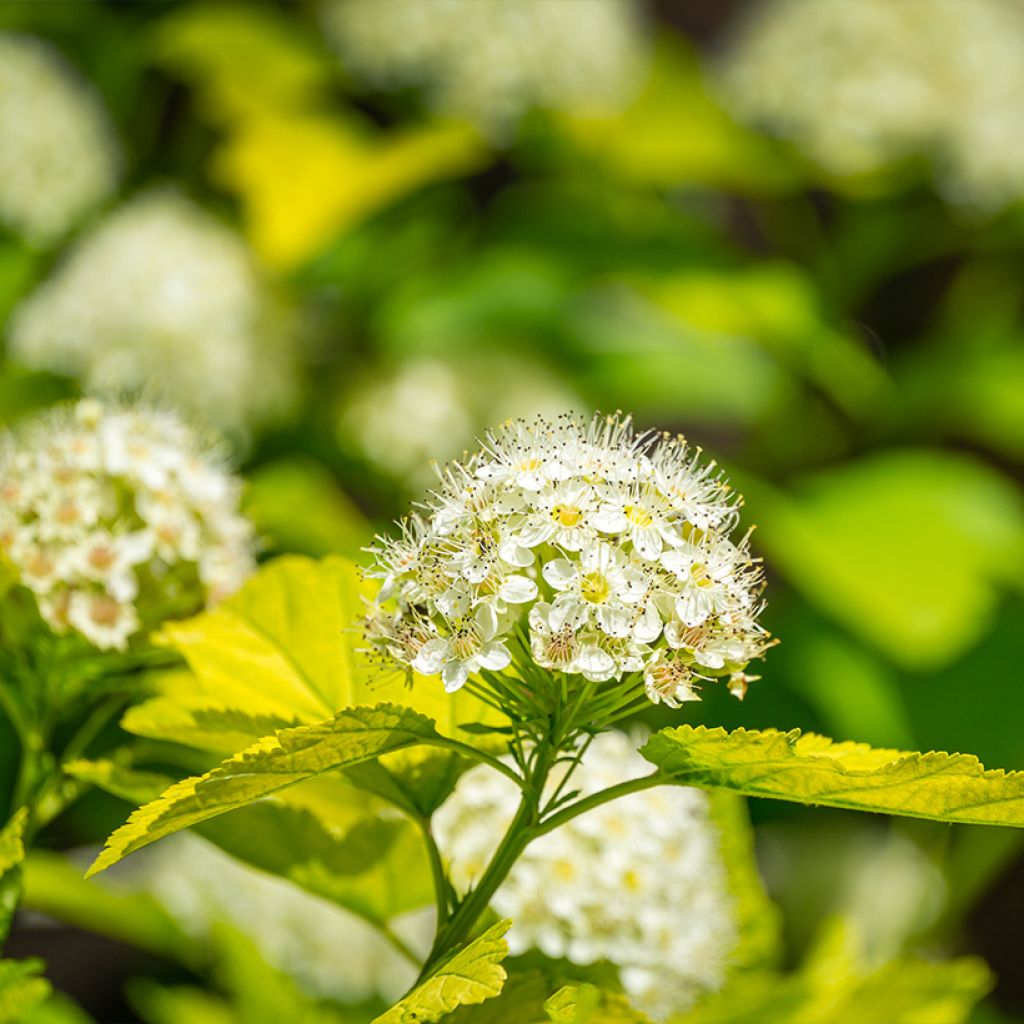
top-left (643, 726), bottom-right (1024, 827)
top-left (87, 703), bottom-right (442, 877)
top-left (372, 921), bottom-right (511, 1024)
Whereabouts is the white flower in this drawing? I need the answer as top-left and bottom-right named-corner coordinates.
top-left (9, 191), bottom-right (298, 437)
top-left (543, 542), bottom-right (653, 642)
top-left (717, 0), bottom-right (1024, 211)
top-left (321, 0), bottom-right (648, 139)
top-left (367, 413), bottom-right (771, 701)
top-left (0, 399), bottom-right (254, 651)
top-left (434, 732), bottom-right (740, 1020)
top-left (0, 33), bottom-right (118, 244)
top-left (412, 604), bottom-right (512, 692)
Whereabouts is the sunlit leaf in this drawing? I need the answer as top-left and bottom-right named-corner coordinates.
top-left (742, 451), bottom-right (1024, 669)
top-left (214, 113), bottom-right (487, 271)
top-left (684, 921), bottom-right (991, 1024)
top-left (152, 5), bottom-right (335, 124)
top-left (129, 555), bottom-right (496, 752)
top-left (643, 726), bottom-right (1024, 827)
top-left (561, 37), bottom-right (800, 193)
top-left (544, 984), bottom-right (649, 1023)
top-left (372, 921), bottom-right (510, 1024)
top-left (69, 757), bottom-right (433, 923)
top-left (88, 703), bottom-right (446, 876)
top-left (707, 793), bottom-right (782, 971)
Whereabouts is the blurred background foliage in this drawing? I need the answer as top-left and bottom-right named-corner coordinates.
top-left (2, 0), bottom-right (1024, 1021)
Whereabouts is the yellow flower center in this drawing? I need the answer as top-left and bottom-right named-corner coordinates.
top-left (624, 504), bottom-right (653, 527)
top-left (551, 504), bottom-right (583, 528)
top-left (580, 571), bottom-right (611, 604)
top-left (518, 457), bottom-right (543, 473)
top-left (553, 858), bottom-right (576, 882)
top-left (690, 563), bottom-right (712, 588)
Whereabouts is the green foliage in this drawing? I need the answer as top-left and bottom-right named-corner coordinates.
top-left (643, 726), bottom-right (1024, 826)
top-left (243, 459), bottom-right (372, 558)
top-left (682, 922), bottom-right (991, 1024)
top-left (372, 921), bottom-right (511, 1024)
top-left (544, 984), bottom-right (650, 1023)
top-left (128, 555), bottom-right (498, 752)
top-left (745, 451), bottom-right (1024, 670)
top-left (22, 851), bottom-right (196, 967)
top-left (0, 809), bottom-right (27, 946)
top-left (88, 702), bottom-right (445, 876)
top-left (0, 960), bottom-right (51, 1024)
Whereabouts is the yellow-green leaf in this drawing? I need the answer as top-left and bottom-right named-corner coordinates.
top-left (88, 703), bottom-right (444, 877)
top-left (373, 921), bottom-right (511, 1024)
top-left (642, 726), bottom-right (1024, 827)
top-left (130, 555), bottom-right (499, 754)
top-left (0, 809), bottom-right (27, 945)
top-left (544, 984), bottom-right (649, 1023)
top-left (741, 451), bottom-right (1024, 670)
top-left (0, 960), bottom-right (50, 1024)
top-left (214, 113), bottom-right (487, 271)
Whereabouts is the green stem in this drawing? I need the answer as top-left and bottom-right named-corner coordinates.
top-left (416, 816), bottom-right (453, 928)
top-left (378, 922), bottom-right (422, 968)
top-left (417, 740), bottom-right (557, 981)
top-left (534, 771), bottom-right (667, 838)
top-left (431, 736), bottom-right (525, 789)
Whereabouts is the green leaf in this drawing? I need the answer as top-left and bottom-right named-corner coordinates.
top-left (544, 984), bottom-right (649, 1023)
top-left (684, 921), bottom-right (991, 1024)
top-left (64, 760), bottom-right (171, 806)
top-left (88, 703), bottom-right (443, 877)
top-left (70, 759), bottom-right (434, 923)
top-left (130, 555), bottom-right (499, 752)
top-left (372, 921), bottom-right (511, 1024)
top-left (243, 458), bottom-right (372, 559)
top-left (0, 809), bottom-right (28, 946)
top-left (706, 793), bottom-right (782, 971)
top-left (742, 451), bottom-right (1024, 670)
top-left (0, 960), bottom-right (51, 1024)
top-left (642, 726), bottom-right (1024, 827)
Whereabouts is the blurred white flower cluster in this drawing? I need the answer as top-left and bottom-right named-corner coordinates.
top-left (434, 731), bottom-right (738, 1020)
top-left (0, 399), bottom-right (253, 651)
top-left (10, 191), bottom-right (297, 437)
top-left (322, 0), bottom-right (647, 137)
top-left (718, 0), bottom-right (1024, 210)
top-left (367, 413), bottom-right (770, 700)
top-left (0, 32), bottom-right (119, 244)
top-left (338, 355), bottom-right (581, 488)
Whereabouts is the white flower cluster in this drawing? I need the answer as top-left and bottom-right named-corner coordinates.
top-left (367, 414), bottom-right (770, 702)
top-left (718, 0), bottom-right (1024, 210)
top-left (434, 731), bottom-right (739, 1020)
top-left (338, 354), bottom-right (581, 488)
top-left (0, 32), bottom-right (119, 244)
top-left (322, 0), bottom-right (647, 138)
top-left (0, 399), bottom-right (254, 651)
top-left (10, 191), bottom-right (297, 437)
